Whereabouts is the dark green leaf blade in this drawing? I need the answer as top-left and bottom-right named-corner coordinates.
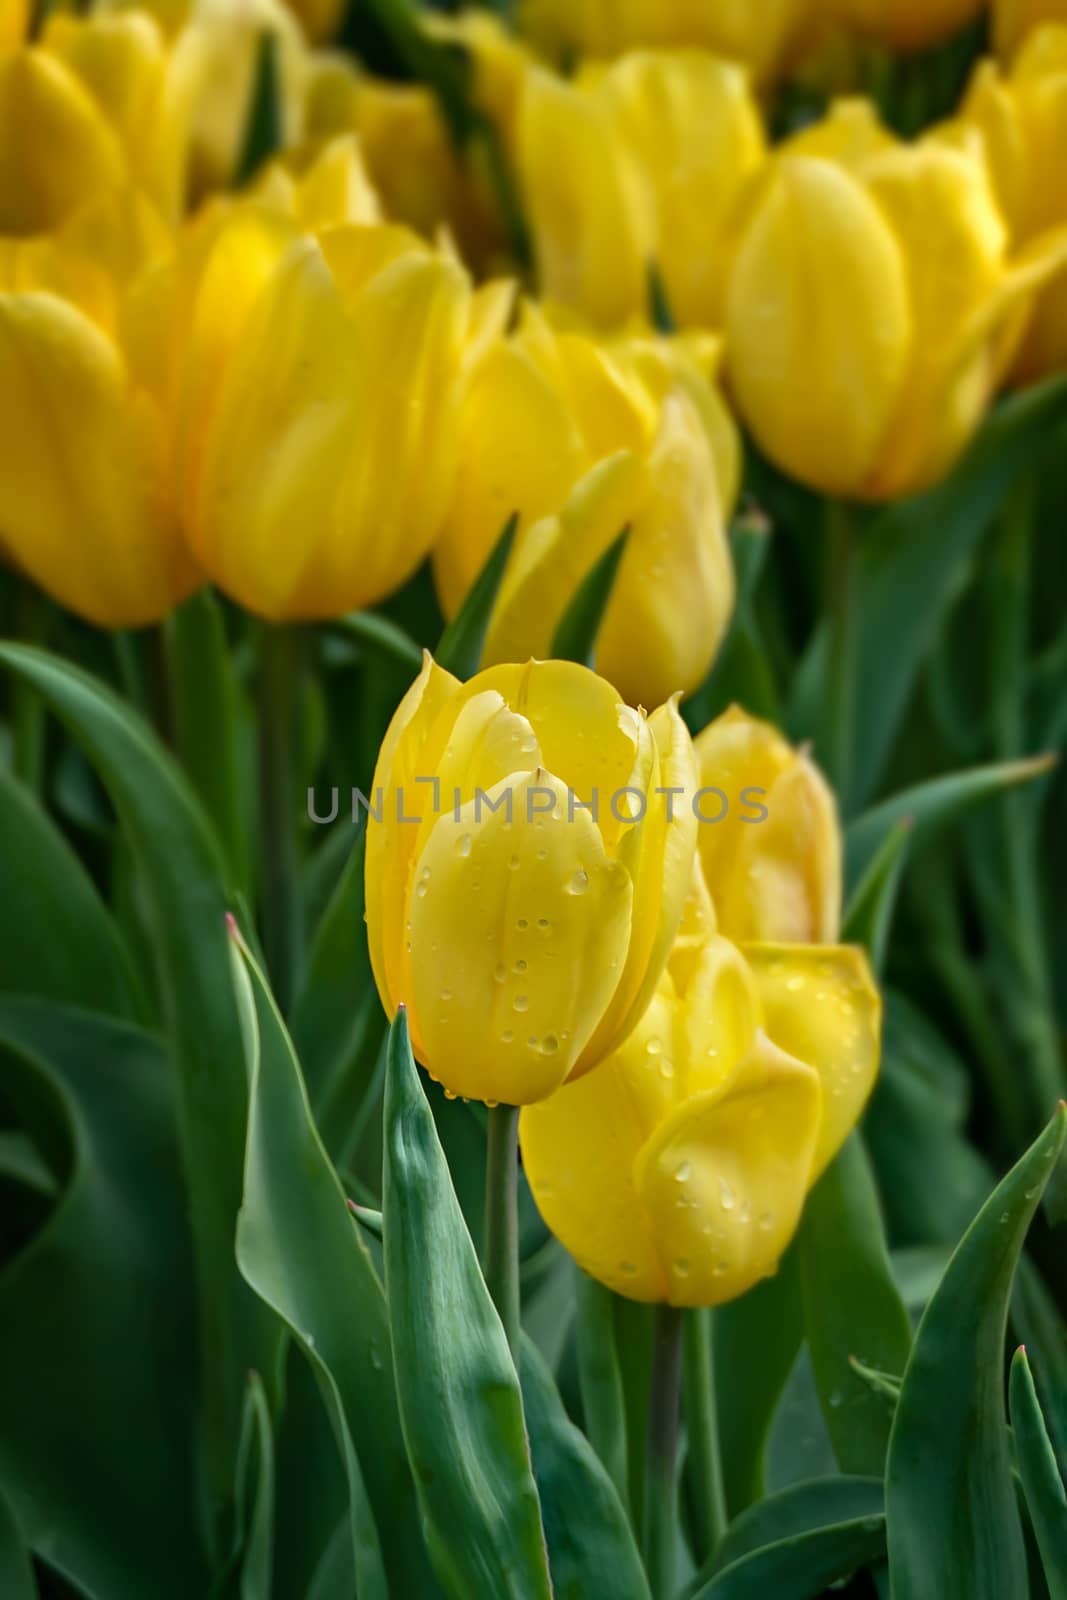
top-left (845, 753), bottom-right (1056, 893)
top-left (691, 1507), bottom-right (885, 1600)
top-left (0, 768), bottom-right (140, 1019)
top-left (520, 1334), bottom-right (651, 1600)
top-left (845, 374), bottom-right (1067, 806)
top-left (575, 1273), bottom-right (629, 1501)
top-left (550, 527), bottom-right (630, 668)
top-left (704, 1476), bottom-right (884, 1579)
top-left (0, 642), bottom-right (273, 1498)
top-left (382, 1009), bottom-right (553, 1600)
top-left (799, 1134), bottom-right (912, 1476)
top-left (229, 929), bottom-right (422, 1600)
top-left (0, 1482), bottom-right (36, 1600)
top-left (435, 512), bottom-right (519, 680)
top-left (1010, 1347), bottom-right (1067, 1600)
top-left (887, 1106), bottom-right (1067, 1600)
top-left (841, 818), bottom-right (911, 974)
top-left (0, 1002), bottom-right (206, 1597)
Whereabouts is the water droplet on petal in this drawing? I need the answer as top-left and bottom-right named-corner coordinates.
top-left (494, 963), bottom-right (506, 983)
top-left (674, 1160), bottom-right (691, 1184)
top-left (540, 1035), bottom-right (559, 1055)
top-left (443, 1088), bottom-right (457, 1100)
top-left (719, 1178), bottom-right (736, 1211)
top-left (514, 995), bottom-right (529, 1013)
top-left (674, 1258), bottom-right (690, 1277)
top-left (567, 868), bottom-right (589, 896)
top-left (502, 1030), bottom-right (514, 1044)
top-left (456, 834), bottom-right (472, 858)
top-left (646, 1037), bottom-right (663, 1057)
top-left (758, 1212), bottom-right (775, 1232)
top-left (513, 959), bottom-right (527, 974)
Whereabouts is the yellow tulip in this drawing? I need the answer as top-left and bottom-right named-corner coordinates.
top-left (693, 705), bottom-right (842, 944)
top-left (819, 0), bottom-right (985, 51)
top-left (993, 0), bottom-right (1067, 58)
top-left (433, 304), bottom-right (738, 707)
top-left (365, 654), bottom-right (700, 1106)
top-left (957, 28), bottom-right (1067, 381)
top-left (0, 187), bottom-right (199, 625)
top-left (519, 0), bottom-right (813, 87)
top-left (520, 861), bottom-right (880, 1305)
top-left (123, 203), bottom-right (490, 618)
top-left (517, 50), bottom-right (765, 329)
top-left (283, 0), bottom-right (344, 44)
top-left (725, 97), bottom-right (1067, 499)
top-left (1, 1), bottom-right (28, 53)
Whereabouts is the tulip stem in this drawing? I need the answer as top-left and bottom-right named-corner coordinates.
top-left (824, 500), bottom-right (856, 811)
top-left (483, 1102), bottom-right (521, 1361)
top-left (682, 1307), bottom-right (728, 1563)
top-left (256, 620), bottom-right (303, 1014)
top-left (643, 1302), bottom-right (684, 1600)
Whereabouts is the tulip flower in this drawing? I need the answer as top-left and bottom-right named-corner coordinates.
top-left (517, 50), bottom-right (765, 329)
top-left (725, 97), bottom-right (1067, 499)
top-left (124, 204), bottom-right (489, 618)
top-left (956, 27), bottom-right (1067, 382)
top-left (693, 706), bottom-right (842, 944)
top-left (1, 1), bottom-right (27, 54)
top-left (520, 861), bottom-right (880, 1305)
top-left (433, 304), bottom-right (739, 707)
top-left (819, 0), bottom-right (984, 51)
top-left (365, 655), bottom-right (699, 1106)
top-left (0, 186), bottom-right (199, 625)
top-left (519, 0), bottom-right (813, 87)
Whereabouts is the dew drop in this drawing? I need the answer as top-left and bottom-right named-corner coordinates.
top-left (719, 1178), bottom-right (736, 1211)
top-left (502, 1029), bottom-right (514, 1044)
top-left (659, 1060), bottom-right (675, 1080)
top-left (738, 1200), bottom-right (751, 1224)
top-left (646, 1037), bottom-right (663, 1057)
top-left (758, 1211), bottom-right (775, 1232)
top-left (484, 1098), bottom-right (499, 1109)
top-left (513, 958), bottom-right (527, 974)
top-left (537, 917), bottom-right (550, 931)
top-left (517, 917), bottom-right (529, 930)
top-left (567, 868), bottom-right (590, 896)
top-left (456, 833), bottom-right (472, 858)
top-left (674, 1258), bottom-right (690, 1278)
top-left (514, 995), bottom-right (529, 1013)
top-left (415, 869), bottom-right (431, 899)
top-left (508, 853), bottom-right (520, 870)
top-left (493, 963), bottom-right (506, 983)
top-left (674, 1160), bottom-right (691, 1184)
top-left (443, 1088), bottom-right (457, 1100)
top-left (540, 1035), bottom-right (559, 1055)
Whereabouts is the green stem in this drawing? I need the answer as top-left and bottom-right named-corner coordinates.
top-left (12, 582), bottom-right (47, 794)
top-left (256, 621), bottom-right (302, 1014)
top-left (643, 1303), bottom-right (683, 1600)
top-left (483, 1103), bottom-right (521, 1361)
top-left (683, 1308), bottom-right (728, 1566)
top-left (165, 590), bottom-right (249, 895)
top-left (824, 500), bottom-right (856, 811)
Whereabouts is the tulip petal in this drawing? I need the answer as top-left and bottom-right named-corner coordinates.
top-left (408, 770), bottom-right (634, 1104)
top-left (519, 998), bottom-right (677, 1303)
top-left (742, 943), bottom-right (882, 1180)
top-left (675, 932), bottom-right (762, 1099)
top-left (365, 653), bottom-right (462, 1025)
top-left (726, 155), bottom-right (912, 497)
top-left (0, 49), bottom-right (123, 235)
top-left (0, 292), bottom-right (194, 625)
top-left (517, 64), bottom-right (652, 328)
top-left (634, 1033), bottom-right (822, 1307)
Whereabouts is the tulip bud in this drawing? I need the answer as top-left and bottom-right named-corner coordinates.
top-left (520, 861), bottom-right (880, 1306)
top-left (124, 206), bottom-right (487, 619)
top-left (819, 0), bottom-right (985, 52)
top-left (434, 307), bottom-right (738, 708)
top-left (517, 50), bottom-right (764, 330)
top-left (0, 46), bottom-right (124, 236)
top-left (956, 29), bottom-right (1067, 383)
top-left (519, 0), bottom-right (812, 87)
top-left (693, 706), bottom-right (842, 945)
top-left (364, 655), bottom-right (700, 1106)
top-left (725, 98), bottom-right (1067, 498)
top-left (0, 188), bottom-right (198, 625)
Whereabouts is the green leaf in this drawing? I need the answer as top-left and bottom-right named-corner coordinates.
top-left (435, 512), bottom-right (519, 680)
top-left (841, 818), bottom-right (911, 974)
top-left (520, 1334), bottom-right (651, 1600)
top-left (329, 611), bottom-right (423, 676)
top-left (1013, 1258), bottom-right (1067, 1480)
top-left (887, 1106), bottom-right (1067, 1600)
top-left (845, 753), bottom-right (1057, 893)
top-left (234, 29), bottom-right (282, 186)
top-left (798, 1134), bottom-right (912, 1476)
top-left (689, 1480), bottom-right (885, 1600)
top-left (230, 930), bottom-right (422, 1600)
top-left (550, 527), bottom-right (630, 667)
top-left (714, 1249), bottom-right (804, 1515)
top-left (0, 1001), bottom-right (207, 1596)
top-left (844, 374), bottom-right (1067, 806)
top-left (0, 642), bottom-right (274, 1500)
top-left (575, 1273), bottom-right (629, 1501)
top-left (0, 1481), bottom-right (37, 1600)
top-left (700, 1476), bottom-right (884, 1581)
top-left (0, 768), bottom-right (140, 1019)
top-left (382, 1009), bottom-right (553, 1600)
top-left (229, 1372), bottom-right (274, 1600)
top-left (1010, 1347), bottom-right (1067, 1600)
top-left (291, 824), bottom-right (385, 1161)
top-left (165, 588), bottom-right (250, 895)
